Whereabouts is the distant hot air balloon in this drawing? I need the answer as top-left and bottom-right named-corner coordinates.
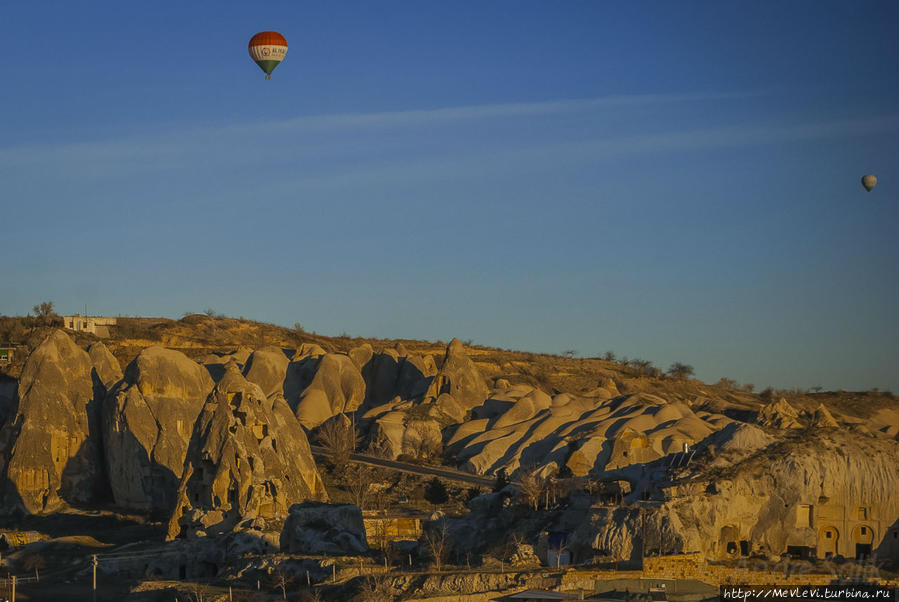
top-left (248, 31), bottom-right (287, 79)
top-left (861, 174), bottom-right (877, 192)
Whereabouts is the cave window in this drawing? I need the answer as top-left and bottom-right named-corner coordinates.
top-left (740, 541), bottom-right (749, 556)
top-left (861, 527), bottom-right (867, 535)
top-left (825, 531), bottom-right (832, 539)
top-left (726, 541), bottom-right (737, 554)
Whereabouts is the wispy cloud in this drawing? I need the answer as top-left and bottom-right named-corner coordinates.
top-left (234, 91), bottom-right (756, 134)
top-left (289, 114), bottom-right (899, 190)
top-left (0, 91), bottom-right (896, 188)
top-left (0, 91), bottom-right (750, 165)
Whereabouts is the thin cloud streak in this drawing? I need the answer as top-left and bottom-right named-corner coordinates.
top-left (247, 91), bottom-right (759, 133)
top-left (1, 94), bottom-right (895, 189)
top-left (294, 114), bottom-right (899, 189)
top-left (0, 91), bottom-right (753, 165)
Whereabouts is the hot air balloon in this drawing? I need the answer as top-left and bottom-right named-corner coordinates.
top-left (861, 174), bottom-right (877, 192)
top-left (248, 31), bottom-right (287, 79)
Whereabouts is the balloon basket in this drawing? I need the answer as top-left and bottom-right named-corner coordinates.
top-left (265, 75), bottom-right (271, 80)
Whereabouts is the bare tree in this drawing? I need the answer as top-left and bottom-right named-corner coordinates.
top-left (552, 538), bottom-right (570, 568)
top-left (185, 582), bottom-right (210, 602)
top-left (423, 519), bottom-right (450, 573)
top-left (298, 590), bottom-right (324, 602)
top-left (317, 414), bottom-right (359, 472)
top-left (367, 432), bottom-right (393, 459)
top-left (518, 467), bottom-right (546, 512)
top-left (628, 358), bottom-right (656, 377)
top-left (716, 377), bottom-right (738, 389)
top-left (346, 464), bottom-right (373, 509)
top-left (356, 573), bottom-right (393, 601)
top-left (272, 567), bottom-right (294, 600)
top-left (405, 421), bottom-right (442, 463)
top-left (667, 362), bottom-right (694, 380)
top-left (31, 301), bottom-right (58, 327)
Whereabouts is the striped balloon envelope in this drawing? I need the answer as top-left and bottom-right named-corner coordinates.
top-left (248, 31), bottom-right (287, 79)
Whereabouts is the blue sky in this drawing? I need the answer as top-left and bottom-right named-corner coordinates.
top-left (1, 1), bottom-right (897, 392)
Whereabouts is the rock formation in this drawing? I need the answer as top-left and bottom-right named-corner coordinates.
top-left (88, 342), bottom-right (122, 390)
top-left (812, 403), bottom-right (839, 428)
top-left (291, 353), bottom-right (366, 429)
top-left (166, 368), bottom-right (326, 540)
top-left (425, 339), bottom-right (488, 410)
top-left (452, 389), bottom-right (719, 478)
top-left (102, 346), bottom-right (214, 513)
top-left (280, 502), bottom-right (368, 555)
top-left (757, 397), bottom-right (802, 429)
top-left (0, 330), bottom-right (106, 513)
top-left (242, 346), bottom-right (289, 398)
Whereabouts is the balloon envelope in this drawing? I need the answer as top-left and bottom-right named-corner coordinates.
top-left (249, 31), bottom-right (287, 78)
top-left (861, 174), bottom-right (877, 192)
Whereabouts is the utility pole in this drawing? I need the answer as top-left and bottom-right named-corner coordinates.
top-left (92, 554), bottom-right (98, 602)
top-left (11, 575), bottom-right (15, 602)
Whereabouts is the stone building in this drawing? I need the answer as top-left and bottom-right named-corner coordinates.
top-left (62, 315), bottom-right (117, 337)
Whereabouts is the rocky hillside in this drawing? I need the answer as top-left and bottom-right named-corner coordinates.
top-left (0, 315), bottom-right (897, 575)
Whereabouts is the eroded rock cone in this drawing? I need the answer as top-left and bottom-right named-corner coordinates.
top-left (812, 403), bottom-right (839, 428)
top-left (425, 338), bottom-right (488, 410)
top-left (167, 367), bottom-right (326, 540)
top-left (292, 353), bottom-right (365, 429)
top-left (757, 397), bottom-right (801, 429)
top-left (242, 346), bottom-right (289, 398)
top-left (0, 330), bottom-right (106, 513)
top-left (102, 346), bottom-right (214, 513)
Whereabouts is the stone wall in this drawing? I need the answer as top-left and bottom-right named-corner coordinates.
top-left (641, 553), bottom-right (899, 587)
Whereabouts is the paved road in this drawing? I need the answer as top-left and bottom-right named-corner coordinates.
top-left (309, 445), bottom-right (501, 488)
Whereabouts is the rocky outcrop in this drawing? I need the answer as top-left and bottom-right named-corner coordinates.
top-left (291, 353), bottom-right (366, 429)
top-left (242, 346), bottom-right (289, 398)
top-left (280, 502), bottom-right (367, 555)
top-left (166, 368), bottom-right (326, 540)
top-left (425, 339), bottom-right (488, 410)
top-left (454, 389), bottom-right (719, 478)
top-left (102, 346), bottom-right (214, 513)
top-left (655, 431), bottom-right (899, 562)
top-left (757, 397), bottom-right (802, 429)
top-left (0, 330), bottom-right (106, 513)
top-left (88, 342), bottom-right (122, 390)
top-left (812, 404), bottom-right (839, 428)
